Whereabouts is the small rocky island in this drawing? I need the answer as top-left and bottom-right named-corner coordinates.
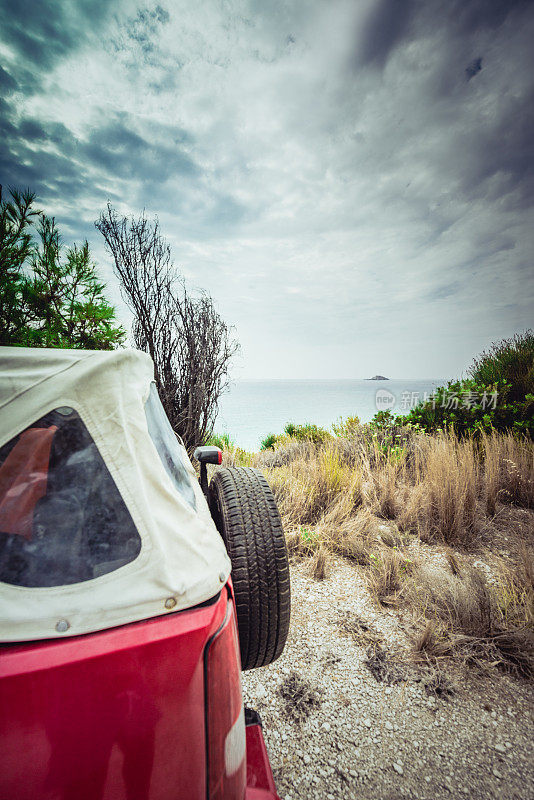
top-left (367, 374), bottom-right (389, 380)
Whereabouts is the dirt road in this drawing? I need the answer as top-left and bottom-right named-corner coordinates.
top-left (243, 558), bottom-right (534, 800)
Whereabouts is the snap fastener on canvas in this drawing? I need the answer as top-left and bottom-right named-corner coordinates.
top-left (55, 620), bottom-right (70, 632)
top-left (165, 597), bottom-right (177, 609)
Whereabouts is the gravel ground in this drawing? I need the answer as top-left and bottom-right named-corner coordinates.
top-left (242, 557), bottom-right (534, 800)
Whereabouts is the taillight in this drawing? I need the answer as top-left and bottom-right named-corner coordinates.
top-left (205, 599), bottom-right (246, 800)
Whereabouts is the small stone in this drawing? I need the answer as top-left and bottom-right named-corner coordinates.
top-left (363, 718), bottom-right (372, 728)
top-left (413, 741), bottom-right (419, 748)
top-left (493, 769), bottom-right (502, 779)
top-left (425, 777), bottom-right (431, 783)
top-left (494, 744), bottom-right (506, 754)
top-left (385, 721), bottom-right (394, 731)
top-left (393, 762), bottom-right (404, 775)
top-left (490, 711), bottom-right (497, 719)
top-left (322, 722), bottom-right (331, 732)
top-left (256, 684), bottom-right (266, 700)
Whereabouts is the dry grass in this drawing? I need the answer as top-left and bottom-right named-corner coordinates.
top-left (267, 444), bottom-right (362, 525)
top-left (322, 508), bottom-right (379, 564)
top-left (337, 611), bottom-right (384, 646)
top-left (221, 427), bottom-right (534, 675)
top-left (407, 556), bottom-right (534, 677)
top-left (307, 544), bottom-right (329, 580)
top-left (225, 427), bottom-right (533, 544)
top-left (278, 671), bottom-right (323, 722)
top-left (399, 432), bottom-right (479, 545)
top-left (363, 645), bottom-right (407, 684)
top-left (481, 431), bottom-right (534, 513)
top-left (366, 547), bottom-right (416, 605)
top-left (261, 428), bottom-right (533, 554)
top-left (361, 439), bottom-right (406, 520)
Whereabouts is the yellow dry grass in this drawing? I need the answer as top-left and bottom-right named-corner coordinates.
top-left (399, 432), bottom-right (479, 545)
top-left (217, 428), bottom-right (534, 674)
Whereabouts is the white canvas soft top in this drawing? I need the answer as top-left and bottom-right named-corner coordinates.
top-left (0, 346), bottom-right (231, 641)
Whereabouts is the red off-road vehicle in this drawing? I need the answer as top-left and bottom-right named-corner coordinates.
top-left (0, 347), bottom-right (290, 800)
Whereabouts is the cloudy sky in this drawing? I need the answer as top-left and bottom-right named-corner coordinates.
top-left (1, 0), bottom-right (533, 379)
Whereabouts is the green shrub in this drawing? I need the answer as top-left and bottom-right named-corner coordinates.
top-left (332, 415), bottom-right (360, 437)
top-left (396, 378), bottom-right (533, 439)
top-left (369, 410), bottom-right (396, 431)
top-left (470, 330), bottom-right (534, 402)
top-left (283, 422), bottom-right (331, 446)
top-left (261, 433), bottom-right (277, 451)
top-left (206, 432), bottom-right (234, 450)
top-left (395, 332), bottom-right (534, 439)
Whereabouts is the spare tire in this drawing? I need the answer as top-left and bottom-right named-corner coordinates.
top-left (208, 467), bottom-right (290, 670)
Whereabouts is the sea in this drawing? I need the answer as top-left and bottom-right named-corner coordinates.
top-left (215, 378), bottom-right (446, 452)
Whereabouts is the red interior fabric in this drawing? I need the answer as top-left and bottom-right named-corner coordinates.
top-left (0, 426), bottom-right (57, 540)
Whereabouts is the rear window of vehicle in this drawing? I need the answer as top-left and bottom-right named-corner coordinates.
top-left (0, 407), bottom-right (141, 588)
top-left (144, 383), bottom-right (197, 510)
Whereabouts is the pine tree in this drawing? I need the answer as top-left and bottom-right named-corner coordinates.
top-left (0, 186), bottom-right (125, 349)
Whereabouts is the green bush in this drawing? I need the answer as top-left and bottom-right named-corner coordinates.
top-left (283, 422), bottom-right (331, 445)
top-left (332, 415), bottom-right (360, 437)
top-left (394, 332), bottom-right (534, 439)
top-left (206, 432), bottom-right (234, 450)
top-left (397, 379), bottom-right (533, 438)
top-left (260, 433), bottom-right (277, 451)
top-left (470, 330), bottom-right (533, 402)
top-left (369, 410), bottom-right (396, 431)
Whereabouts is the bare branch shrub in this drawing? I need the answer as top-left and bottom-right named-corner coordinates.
top-left (96, 204), bottom-right (239, 450)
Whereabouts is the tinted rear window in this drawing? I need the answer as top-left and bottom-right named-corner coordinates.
top-left (0, 407), bottom-right (141, 587)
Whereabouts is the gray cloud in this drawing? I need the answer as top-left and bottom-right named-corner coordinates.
top-left (1, 0), bottom-right (533, 379)
top-left (465, 57), bottom-right (482, 80)
top-left (357, 0), bottom-right (416, 68)
top-left (0, 0), bottom-right (111, 93)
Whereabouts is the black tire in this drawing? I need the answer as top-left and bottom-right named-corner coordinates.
top-left (208, 467), bottom-right (291, 671)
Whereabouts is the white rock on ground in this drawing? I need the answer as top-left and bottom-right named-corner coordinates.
top-left (242, 557), bottom-right (534, 800)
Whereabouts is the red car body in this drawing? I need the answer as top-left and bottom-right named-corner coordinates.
top-left (0, 348), bottom-right (284, 800)
top-left (0, 580), bottom-right (281, 800)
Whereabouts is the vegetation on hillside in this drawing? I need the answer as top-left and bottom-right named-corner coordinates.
top-left (218, 428), bottom-right (533, 676)
top-left (211, 333), bottom-right (534, 677)
top-left (396, 331), bottom-right (534, 438)
top-left (0, 187), bottom-right (125, 349)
